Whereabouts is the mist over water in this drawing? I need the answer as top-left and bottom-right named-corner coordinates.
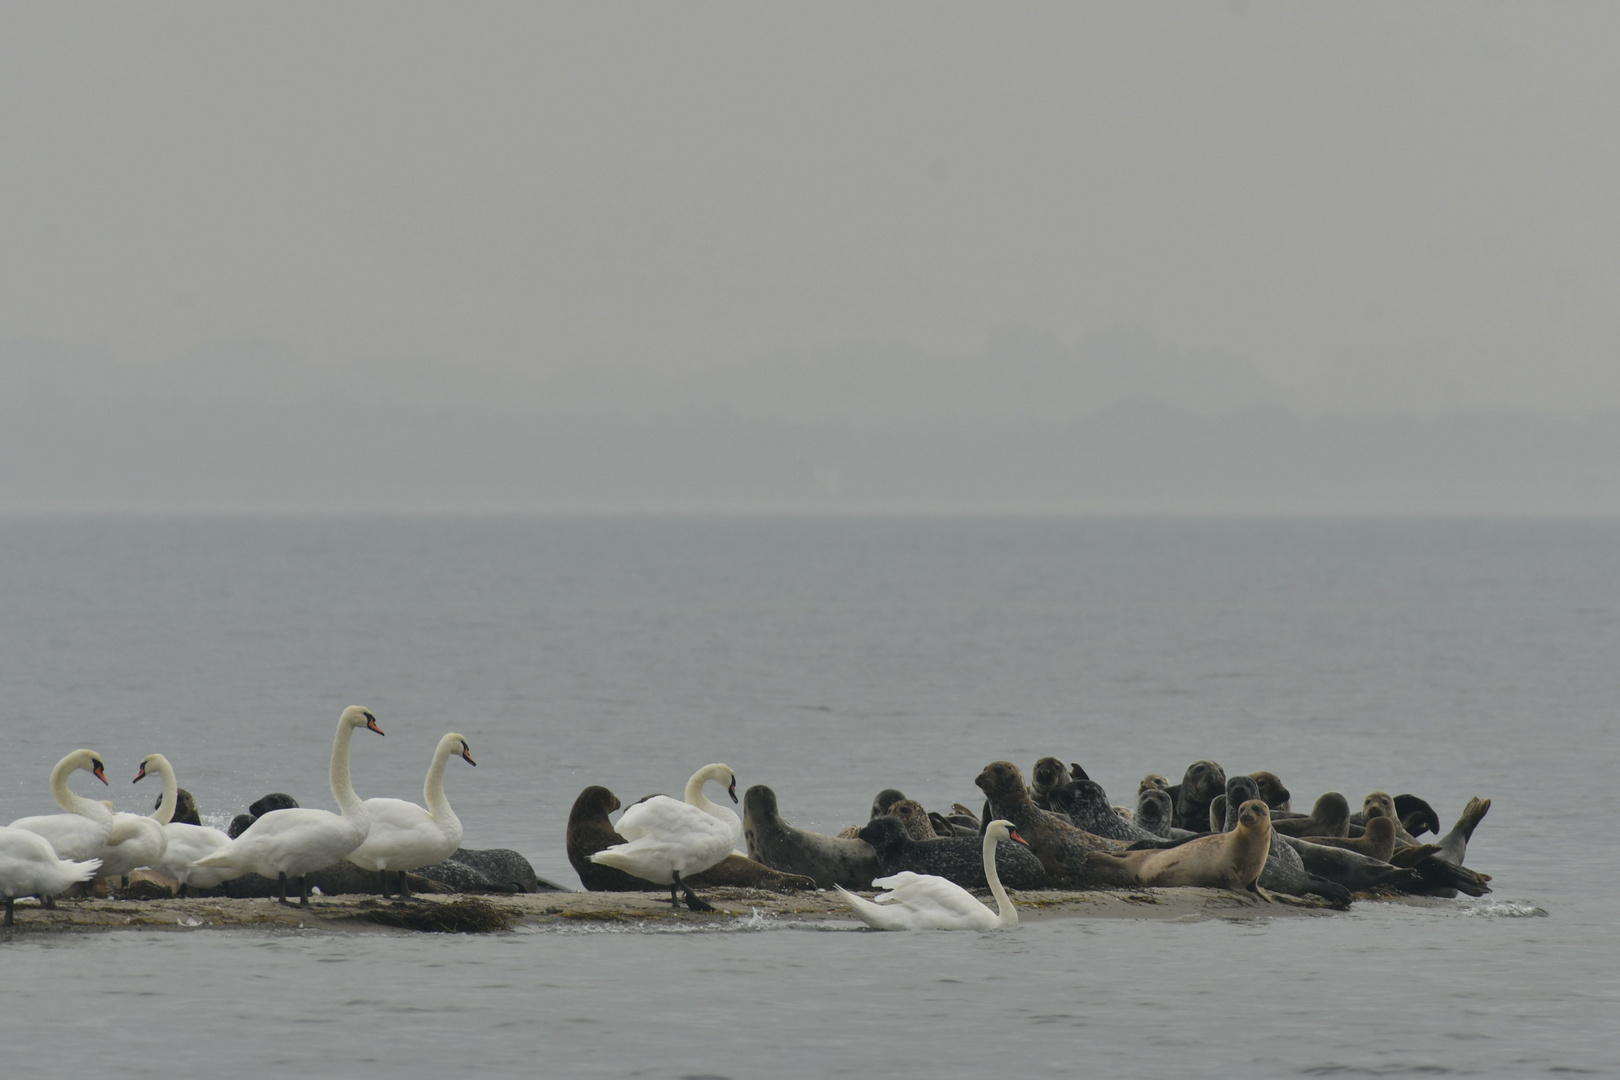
top-left (1, 514), bottom-right (1614, 1076)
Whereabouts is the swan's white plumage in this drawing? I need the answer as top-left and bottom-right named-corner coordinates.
top-left (347, 732), bottom-right (474, 877)
top-left (835, 820), bottom-right (1023, 931)
top-left (8, 749), bottom-right (114, 864)
top-left (190, 707), bottom-right (382, 895)
top-left (134, 753), bottom-right (243, 891)
top-left (0, 825), bottom-right (102, 923)
top-left (589, 763), bottom-right (740, 884)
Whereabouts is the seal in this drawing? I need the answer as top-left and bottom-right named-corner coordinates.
top-left (1215, 777), bottom-right (1350, 905)
top-left (1302, 816), bottom-right (1398, 863)
top-left (1271, 792), bottom-right (1352, 838)
top-left (1277, 833), bottom-right (1422, 893)
top-left (569, 785), bottom-right (814, 893)
top-left (1133, 788), bottom-right (1197, 839)
top-left (859, 815), bottom-right (1048, 892)
top-left (1030, 757), bottom-right (1072, 810)
top-left (1046, 779), bottom-right (1163, 843)
top-left (1172, 760), bottom-right (1226, 832)
top-left (742, 784), bottom-right (881, 889)
top-left (1360, 792), bottom-right (1419, 846)
top-left (974, 761), bottom-right (1125, 887)
top-left (1139, 774), bottom-right (1171, 796)
top-left (1084, 799), bottom-right (1273, 900)
top-left (1436, 797), bottom-right (1490, 868)
top-left (887, 800), bottom-right (940, 842)
top-left (1248, 771), bottom-right (1292, 812)
top-left (871, 789), bottom-right (908, 819)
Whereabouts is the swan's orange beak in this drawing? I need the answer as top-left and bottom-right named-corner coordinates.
top-left (365, 713), bottom-right (384, 736)
top-left (92, 761), bottom-right (109, 785)
top-left (1009, 828), bottom-right (1029, 847)
top-left (461, 744), bottom-right (477, 767)
top-left (133, 761), bottom-right (149, 783)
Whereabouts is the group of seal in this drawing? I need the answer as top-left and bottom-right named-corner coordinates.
top-left (558, 755), bottom-right (1492, 913)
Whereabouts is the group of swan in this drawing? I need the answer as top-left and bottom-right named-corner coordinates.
top-left (3, 706), bottom-right (476, 914)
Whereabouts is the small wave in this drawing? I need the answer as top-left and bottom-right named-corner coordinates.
top-left (1456, 899), bottom-right (1548, 918)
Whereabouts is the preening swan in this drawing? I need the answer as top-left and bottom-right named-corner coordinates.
top-left (347, 732), bottom-right (476, 898)
top-left (132, 753), bottom-right (242, 896)
top-left (0, 826), bottom-right (102, 925)
top-left (191, 706), bottom-right (384, 906)
top-left (8, 750), bottom-right (115, 877)
top-left (836, 819), bottom-right (1025, 931)
top-left (589, 763), bottom-right (740, 912)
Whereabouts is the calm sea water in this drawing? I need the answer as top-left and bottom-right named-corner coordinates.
top-left (1, 515), bottom-right (1614, 1077)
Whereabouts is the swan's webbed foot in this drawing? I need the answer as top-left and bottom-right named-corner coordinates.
top-left (673, 872), bottom-right (715, 913)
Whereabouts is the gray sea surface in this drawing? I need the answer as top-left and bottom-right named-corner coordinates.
top-left (1, 514), bottom-right (1614, 1077)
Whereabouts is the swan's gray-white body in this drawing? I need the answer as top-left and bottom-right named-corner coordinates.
top-left (347, 732), bottom-right (476, 897)
top-left (837, 819), bottom-right (1025, 931)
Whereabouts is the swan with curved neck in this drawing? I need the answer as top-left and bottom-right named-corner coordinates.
top-left (836, 819), bottom-right (1024, 931)
top-left (132, 753), bottom-right (242, 896)
top-left (347, 732), bottom-right (476, 898)
top-left (0, 826), bottom-right (102, 925)
top-left (8, 750), bottom-right (115, 867)
top-left (589, 763), bottom-right (740, 912)
top-left (93, 755), bottom-right (174, 893)
top-left (191, 706), bottom-right (384, 906)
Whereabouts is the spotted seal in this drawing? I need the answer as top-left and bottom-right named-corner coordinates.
top-left (974, 761), bottom-right (1125, 887)
top-left (859, 815), bottom-right (1048, 892)
top-left (887, 799), bottom-right (940, 842)
top-left (742, 784), bottom-right (880, 889)
top-left (1046, 780), bottom-right (1162, 843)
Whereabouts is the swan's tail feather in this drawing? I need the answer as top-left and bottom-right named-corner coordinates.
top-left (69, 857), bottom-right (101, 883)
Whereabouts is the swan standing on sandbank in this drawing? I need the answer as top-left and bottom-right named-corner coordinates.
top-left (347, 732), bottom-right (476, 899)
top-left (589, 763), bottom-right (740, 912)
top-left (132, 753), bottom-right (242, 896)
top-left (836, 819), bottom-right (1025, 931)
top-left (0, 826), bottom-right (102, 925)
top-left (9, 751), bottom-right (115, 893)
top-left (191, 706), bottom-right (384, 906)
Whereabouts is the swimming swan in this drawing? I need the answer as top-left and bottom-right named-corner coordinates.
top-left (191, 706), bottom-right (384, 906)
top-left (132, 753), bottom-right (241, 896)
top-left (9, 750), bottom-right (115, 871)
top-left (836, 819), bottom-right (1025, 931)
top-left (346, 732), bottom-right (476, 898)
top-left (0, 825), bottom-right (102, 925)
top-left (589, 763), bottom-right (740, 911)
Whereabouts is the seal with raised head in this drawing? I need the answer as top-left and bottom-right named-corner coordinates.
top-left (1085, 799), bottom-right (1273, 900)
top-left (1133, 788), bottom-right (1197, 839)
top-left (1173, 760), bottom-right (1226, 832)
top-left (1271, 792), bottom-right (1353, 838)
top-left (859, 815), bottom-right (1048, 892)
top-left (974, 761), bottom-right (1124, 887)
top-left (887, 799), bottom-right (940, 842)
top-left (1220, 776), bottom-right (1351, 906)
top-left (1030, 757), bottom-right (1072, 810)
top-left (743, 784), bottom-right (880, 889)
top-left (569, 785), bottom-right (814, 893)
top-left (1360, 792), bottom-right (1420, 846)
top-left (1248, 771), bottom-right (1292, 812)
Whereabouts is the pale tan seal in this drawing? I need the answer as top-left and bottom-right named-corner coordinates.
top-left (1085, 799), bottom-right (1273, 900)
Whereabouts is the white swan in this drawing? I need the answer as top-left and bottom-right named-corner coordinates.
top-left (8, 750), bottom-right (115, 870)
top-left (0, 826), bottom-right (102, 925)
top-left (835, 819), bottom-right (1024, 931)
top-left (191, 705), bottom-right (384, 906)
top-left (93, 755), bottom-right (173, 895)
top-left (589, 763), bottom-right (740, 911)
top-left (347, 732), bottom-right (476, 898)
top-left (132, 753), bottom-right (242, 896)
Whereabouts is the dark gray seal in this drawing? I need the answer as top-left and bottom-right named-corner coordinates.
top-left (1046, 780), bottom-right (1162, 843)
top-left (870, 789), bottom-right (908, 819)
top-left (1272, 792), bottom-right (1353, 838)
top-left (1030, 757), bottom-right (1072, 810)
top-left (227, 792), bottom-right (301, 839)
top-left (742, 785), bottom-right (879, 889)
top-left (859, 815), bottom-right (1048, 892)
top-left (154, 787), bottom-right (202, 827)
top-left (1133, 788), bottom-right (1197, 839)
top-left (1173, 760), bottom-right (1226, 832)
top-left (1277, 833), bottom-right (1421, 893)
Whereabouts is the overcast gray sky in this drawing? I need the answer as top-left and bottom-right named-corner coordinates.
top-left (2, 3), bottom-right (1617, 511)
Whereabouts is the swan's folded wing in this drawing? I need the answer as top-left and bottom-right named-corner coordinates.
top-left (873, 873), bottom-right (994, 922)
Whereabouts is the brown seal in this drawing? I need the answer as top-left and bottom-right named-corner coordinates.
top-left (1248, 771), bottom-right (1292, 812)
top-left (1030, 757), bottom-right (1072, 810)
top-left (1085, 799), bottom-right (1273, 900)
top-left (887, 800), bottom-right (939, 842)
top-left (1301, 816), bottom-right (1399, 862)
top-left (1271, 792), bottom-right (1352, 838)
top-left (567, 785), bottom-right (815, 893)
top-left (974, 761), bottom-right (1125, 888)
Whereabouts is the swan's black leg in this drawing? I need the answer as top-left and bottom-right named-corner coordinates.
top-left (673, 872), bottom-right (715, 913)
top-left (177, 883), bottom-right (189, 899)
top-left (278, 871), bottom-right (292, 905)
top-left (42, 894), bottom-right (56, 910)
top-left (4, 897), bottom-right (14, 926)
top-left (399, 872), bottom-right (414, 900)
top-left (379, 872), bottom-right (393, 900)
top-left (299, 875), bottom-right (312, 907)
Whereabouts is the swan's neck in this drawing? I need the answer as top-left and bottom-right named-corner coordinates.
top-left (683, 770), bottom-right (729, 822)
top-left (982, 831), bottom-right (1018, 928)
top-left (331, 719), bottom-right (364, 817)
top-left (150, 759), bottom-right (178, 825)
top-left (422, 739), bottom-right (460, 832)
top-left (52, 758), bottom-right (112, 823)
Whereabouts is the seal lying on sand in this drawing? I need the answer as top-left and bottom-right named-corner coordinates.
top-left (1271, 792), bottom-right (1353, 838)
top-left (859, 815), bottom-right (1048, 892)
top-left (1172, 760), bottom-right (1226, 832)
top-left (743, 785), bottom-right (880, 889)
top-left (1085, 799), bottom-right (1273, 900)
top-left (975, 761), bottom-right (1125, 887)
top-left (1215, 777), bottom-right (1351, 906)
top-left (569, 785), bottom-right (815, 893)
